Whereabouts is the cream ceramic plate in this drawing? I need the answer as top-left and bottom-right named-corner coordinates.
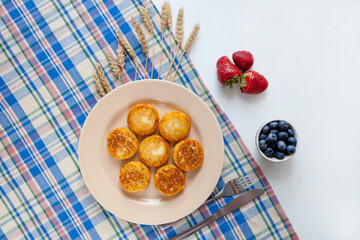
top-left (79, 80), bottom-right (224, 225)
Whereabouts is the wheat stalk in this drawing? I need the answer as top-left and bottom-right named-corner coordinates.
top-left (171, 23), bottom-right (200, 82)
top-left (131, 17), bottom-right (149, 79)
top-left (150, 34), bottom-right (156, 79)
top-left (164, 2), bottom-right (173, 78)
top-left (158, 1), bottom-right (171, 78)
top-left (93, 71), bottom-right (106, 97)
top-left (140, 6), bottom-right (157, 79)
top-left (116, 30), bottom-right (138, 81)
top-left (106, 51), bottom-right (120, 78)
top-left (164, 7), bottom-right (184, 80)
top-left (96, 62), bottom-right (112, 93)
top-left (116, 43), bottom-right (125, 83)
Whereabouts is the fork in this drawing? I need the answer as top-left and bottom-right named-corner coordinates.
top-left (159, 174), bottom-right (256, 230)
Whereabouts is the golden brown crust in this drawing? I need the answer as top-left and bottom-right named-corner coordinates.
top-left (173, 139), bottom-right (204, 171)
top-left (107, 128), bottom-right (138, 160)
top-left (119, 161), bottom-right (151, 192)
top-left (127, 103), bottom-right (159, 136)
top-left (159, 111), bottom-right (191, 142)
top-left (139, 135), bottom-right (170, 167)
top-left (154, 165), bottom-right (185, 196)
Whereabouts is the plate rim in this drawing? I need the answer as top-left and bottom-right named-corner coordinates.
top-left (79, 79), bottom-right (224, 225)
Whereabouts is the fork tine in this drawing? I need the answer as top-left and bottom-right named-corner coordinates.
top-left (243, 174), bottom-right (255, 179)
top-left (232, 179), bottom-right (250, 187)
top-left (233, 177), bottom-right (251, 185)
top-left (233, 178), bottom-right (256, 191)
top-left (234, 178), bottom-right (254, 187)
top-left (222, 173), bottom-right (255, 182)
top-left (233, 174), bottom-right (255, 182)
top-left (239, 176), bottom-right (256, 187)
top-left (233, 181), bottom-right (254, 192)
top-left (233, 175), bottom-right (256, 185)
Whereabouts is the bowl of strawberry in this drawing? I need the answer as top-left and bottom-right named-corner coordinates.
top-left (256, 120), bottom-right (298, 162)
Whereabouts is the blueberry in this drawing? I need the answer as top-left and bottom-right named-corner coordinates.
top-left (262, 125), bottom-right (270, 134)
top-left (263, 148), bottom-right (274, 158)
top-left (259, 140), bottom-right (267, 151)
top-left (268, 142), bottom-right (277, 149)
top-left (270, 129), bottom-right (279, 134)
top-left (278, 132), bottom-right (288, 141)
top-left (286, 145), bottom-right (296, 154)
top-left (259, 133), bottom-right (267, 140)
top-left (278, 120), bottom-right (289, 131)
top-left (287, 128), bottom-right (294, 137)
top-left (275, 151), bottom-right (285, 160)
top-left (277, 141), bottom-right (287, 152)
top-left (288, 137), bottom-right (297, 146)
top-left (266, 133), bottom-right (277, 145)
top-left (269, 121), bottom-right (279, 129)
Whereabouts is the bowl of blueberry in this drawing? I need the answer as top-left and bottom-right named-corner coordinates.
top-left (256, 120), bottom-right (297, 162)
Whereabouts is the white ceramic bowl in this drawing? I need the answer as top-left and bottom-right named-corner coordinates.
top-left (255, 120), bottom-right (298, 162)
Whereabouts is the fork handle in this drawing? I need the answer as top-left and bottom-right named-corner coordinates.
top-left (202, 195), bottom-right (219, 205)
top-left (159, 196), bottom-right (218, 230)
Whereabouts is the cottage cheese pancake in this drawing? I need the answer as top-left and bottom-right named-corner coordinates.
top-left (119, 161), bottom-right (151, 192)
top-left (154, 165), bottom-right (185, 196)
top-left (107, 128), bottom-right (138, 160)
top-left (159, 111), bottom-right (191, 141)
top-left (139, 135), bottom-right (170, 167)
top-left (173, 139), bottom-right (204, 171)
top-left (127, 103), bottom-right (159, 135)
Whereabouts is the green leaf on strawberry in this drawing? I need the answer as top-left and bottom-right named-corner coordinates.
top-left (223, 74), bottom-right (240, 89)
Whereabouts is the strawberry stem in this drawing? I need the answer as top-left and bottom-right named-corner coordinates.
top-left (240, 73), bottom-right (247, 87)
top-left (224, 74), bottom-right (241, 89)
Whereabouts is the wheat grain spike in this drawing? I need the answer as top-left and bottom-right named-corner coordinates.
top-left (160, 3), bottom-right (167, 32)
top-left (117, 43), bottom-right (125, 69)
top-left (131, 17), bottom-right (149, 57)
top-left (106, 51), bottom-right (120, 77)
top-left (140, 7), bottom-right (154, 33)
top-left (116, 30), bottom-right (136, 59)
top-left (93, 71), bottom-right (106, 97)
top-left (175, 8), bottom-right (184, 45)
top-left (164, 2), bottom-right (172, 29)
top-left (184, 23), bottom-right (200, 52)
top-left (96, 62), bottom-right (112, 93)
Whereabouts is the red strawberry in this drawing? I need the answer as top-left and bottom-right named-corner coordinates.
top-left (232, 51), bottom-right (254, 71)
top-left (240, 70), bottom-right (268, 94)
top-left (216, 56), bottom-right (242, 89)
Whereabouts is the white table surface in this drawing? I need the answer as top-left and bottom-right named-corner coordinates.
top-left (152, 0), bottom-right (360, 239)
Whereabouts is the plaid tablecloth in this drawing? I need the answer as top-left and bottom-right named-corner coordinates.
top-left (0, 0), bottom-right (298, 239)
